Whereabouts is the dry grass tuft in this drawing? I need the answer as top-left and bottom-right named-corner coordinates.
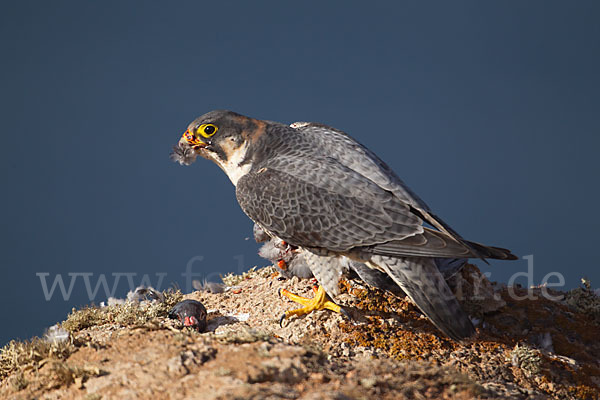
top-left (61, 289), bottom-right (183, 333)
top-left (220, 266), bottom-right (276, 287)
top-left (44, 361), bottom-right (104, 389)
top-left (1, 289), bottom-right (183, 384)
top-left (9, 371), bottom-right (29, 391)
top-left (0, 335), bottom-right (74, 379)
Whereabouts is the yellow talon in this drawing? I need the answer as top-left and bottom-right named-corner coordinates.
top-left (279, 285), bottom-right (344, 326)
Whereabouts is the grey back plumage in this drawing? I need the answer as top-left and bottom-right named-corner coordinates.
top-left (289, 122), bottom-right (511, 260)
top-left (289, 122), bottom-right (431, 211)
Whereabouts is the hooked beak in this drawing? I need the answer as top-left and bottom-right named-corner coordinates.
top-left (180, 129), bottom-right (207, 149)
top-left (172, 129), bottom-right (206, 166)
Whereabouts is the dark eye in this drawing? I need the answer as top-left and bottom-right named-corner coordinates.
top-left (197, 123), bottom-right (218, 138)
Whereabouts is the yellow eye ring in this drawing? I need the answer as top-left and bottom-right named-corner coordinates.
top-left (197, 124), bottom-right (218, 138)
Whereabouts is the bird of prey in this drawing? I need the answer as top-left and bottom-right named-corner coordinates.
top-left (171, 110), bottom-right (516, 341)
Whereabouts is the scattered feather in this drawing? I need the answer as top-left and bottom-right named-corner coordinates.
top-left (127, 286), bottom-right (164, 303)
top-left (193, 279), bottom-right (226, 294)
top-left (44, 325), bottom-right (69, 344)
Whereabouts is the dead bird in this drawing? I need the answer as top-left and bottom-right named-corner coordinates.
top-left (254, 223), bottom-right (466, 296)
top-left (169, 299), bottom-right (208, 332)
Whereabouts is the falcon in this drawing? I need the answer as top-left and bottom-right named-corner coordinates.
top-left (171, 110), bottom-right (516, 341)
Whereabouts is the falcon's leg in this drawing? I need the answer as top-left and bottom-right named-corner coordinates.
top-left (279, 285), bottom-right (346, 326)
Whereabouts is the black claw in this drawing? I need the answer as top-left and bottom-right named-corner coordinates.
top-left (340, 307), bottom-right (351, 320)
top-left (279, 313), bottom-right (286, 328)
top-left (278, 288), bottom-right (282, 298)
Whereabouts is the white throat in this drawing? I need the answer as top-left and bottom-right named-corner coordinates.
top-left (213, 141), bottom-right (252, 186)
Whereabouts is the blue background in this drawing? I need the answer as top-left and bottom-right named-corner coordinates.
top-left (1, 1), bottom-right (599, 346)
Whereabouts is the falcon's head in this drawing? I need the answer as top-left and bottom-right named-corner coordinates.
top-left (171, 110), bottom-right (266, 185)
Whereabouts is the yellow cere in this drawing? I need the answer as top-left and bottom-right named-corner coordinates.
top-left (197, 123), bottom-right (218, 138)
